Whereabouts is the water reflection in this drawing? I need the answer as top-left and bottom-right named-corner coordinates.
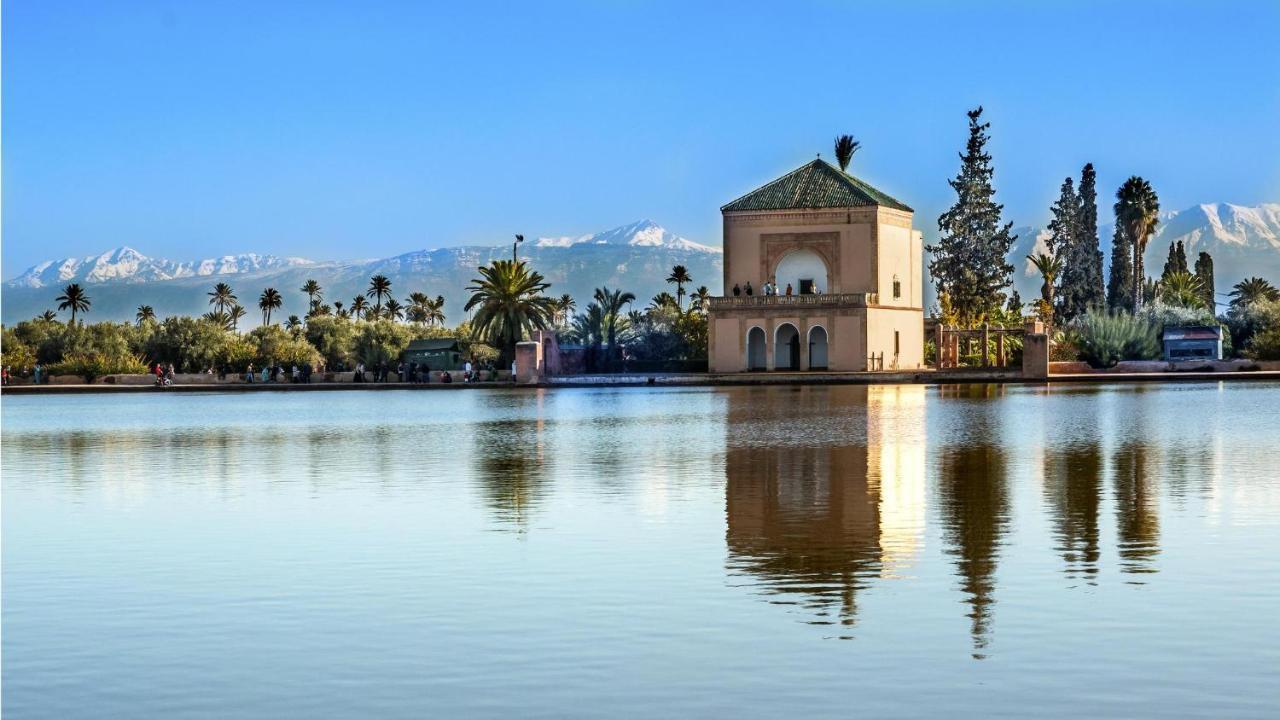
top-left (1043, 442), bottom-right (1104, 583)
top-left (471, 392), bottom-right (552, 531)
top-left (724, 386), bottom-right (927, 637)
top-left (1113, 440), bottom-right (1159, 577)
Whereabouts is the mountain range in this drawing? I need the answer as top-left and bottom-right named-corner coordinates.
top-left (1, 220), bottom-right (723, 326)
top-left (5, 204), bottom-right (1277, 325)
top-left (1009, 203), bottom-right (1280, 311)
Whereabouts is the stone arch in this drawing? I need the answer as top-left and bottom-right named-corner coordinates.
top-left (774, 323), bottom-right (800, 370)
top-left (746, 326), bottom-right (767, 371)
top-left (808, 325), bottom-right (829, 370)
top-left (772, 248), bottom-right (831, 295)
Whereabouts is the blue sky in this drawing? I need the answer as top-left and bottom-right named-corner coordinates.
top-left (4, 0), bottom-right (1279, 274)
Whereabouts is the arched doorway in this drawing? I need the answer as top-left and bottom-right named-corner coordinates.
top-left (774, 248), bottom-right (830, 295)
top-left (746, 327), bottom-right (767, 371)
top-left (775, 323), bottom-right (800, 370)
top-left (808, 326), bottom-right (828, 370)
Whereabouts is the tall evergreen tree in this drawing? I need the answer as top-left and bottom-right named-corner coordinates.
top-left (1045, 177), bottom-right (1079, 322)
top-left (1161, 240), bottom-right (1188, 281)
top-left (1074, 164), bottom-right (1105, 310)
top-left (1106, 224), bottom-right (1134, 312)
top-left (1114, 176), bottom-right (1161, 309)
top-left (1193, 251), bottom-right (1215, 312)
top-left (927, 107), bottom-right (1017, 325)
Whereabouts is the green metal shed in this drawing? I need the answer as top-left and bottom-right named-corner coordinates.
top-left (403, 338), bottom-right (464, 370)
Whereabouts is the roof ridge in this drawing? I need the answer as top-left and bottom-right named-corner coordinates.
top-left (721, 158), bottom-right (912, 213)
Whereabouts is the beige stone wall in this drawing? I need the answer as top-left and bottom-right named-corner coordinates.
top-left (712, 317), bottom-right (742, 372)
top-left (723, 210), bottom-right (877, 294)
top-left (875, 222), bottom-right (924, 309)
top-left (865, 307), bottom-right (925, 370)
top-left (709, 307), bottom-right (869, 372)
top-left (832, 313), bottom-right (865, 371)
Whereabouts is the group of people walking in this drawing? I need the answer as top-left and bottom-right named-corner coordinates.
top-left (242, 362), bottom-right (316, 384)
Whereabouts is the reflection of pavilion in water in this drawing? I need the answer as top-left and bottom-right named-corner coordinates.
top-left (724, 386), bottom-right (926, 633)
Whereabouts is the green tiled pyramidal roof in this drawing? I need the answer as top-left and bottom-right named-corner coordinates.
top-left (721, 158), bottom-right (912, 213)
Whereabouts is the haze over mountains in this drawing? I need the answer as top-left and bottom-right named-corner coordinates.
top-left (1, 220), bottom-right (723, 326)
top-left (5, 204), bottom-right (1278, 324)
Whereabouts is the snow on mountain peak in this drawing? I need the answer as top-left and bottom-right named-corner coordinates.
top-left (535, 220), bottom-right (720, 252)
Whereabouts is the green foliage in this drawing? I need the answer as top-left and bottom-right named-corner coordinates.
top-left (1160, 240), bottom-right (1189, 281)
top-left (2, 328), bottom-right (38, 372)
top-left (1106, 224), bottom-right (1134, 312)
top-left (1114, 176), bottom-right (1160, 308)
top-left (833, 134), bottom-right (860, 172)
top-left (55, 283), bottom-right (92, 324)
top-left (1225, 298), bottom-right (1280, 358)
top-left (354, 319), bottom-right (420, 365)
top-left (1245, 326), bottom-right (1280, 361)
top-left (1074, 311), bottom-right (1161, 368)
top-left (144, 316), bottom-right (236, 372)
top-left (464, 260), bottom-right (556, 364)
top-left (927, 106), bottom-right (1016, 325)
top-left (1158, 271), bottom-right (1206, 309)
top-left (48, 351), bottom-right (148, 382)
top-left (247, 325), bottom-right (320, 367)
top-left (1193, 252), bottom-right (1215, 312)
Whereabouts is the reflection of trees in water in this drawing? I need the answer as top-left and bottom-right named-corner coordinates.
top-left (1113, 440), bottom-right (1159, 577)
top-left (1043, 442), bottom-right (1103, 583)
top-left (936, 442), bottom-right (1009, 659)
top-left (473, 418), bottom-right (548, 530)
top-left (725, 444), bottom-right (881, 633)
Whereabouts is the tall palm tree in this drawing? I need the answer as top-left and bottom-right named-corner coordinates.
top-left (570, 302), bottom-right (607, 368)
top-left (425, 295), bottom-right (446, 326)
top-left (228, 304), bottom-right (247, 332)
top-left (300, 279), bottom-right (323, 310)
top-left (666, 265), bottom-right (692, 310)
top-left (136, 305), bottom-right (156, 325)
top-left (834, 134), bottom-right (861, 172)
top-left (283, 314), bottom-right (303, 331)
top-left (556, 293), bottom-right (576, 325)
top-left (1027, 253), bottom-right (1064, 307)
top-left (384, 298), bottom-right (404, 322)
top-left (593, 286), bottom-right (636, 362)
top-left (690, 285), bottom-right (711, 313)
top-left (38, 310), bottom-right (59, 322)
top-left (258, 287), bottom-right (283, 325)
top-left (366, 275), bottom-right (393, 314)
top-left (1114, 177), bottom-right (1160, 309)
top-left (649, 292), bottom-right (678, 312)
top-left (208, 282), bottom-right (237, 314)
top-left (464, 259), bottom-right (557, 364)
top-left (56, 283), bottom-right (91, 324)
top-left (349, 295), bottom-right (368, 320)
top-left (1159, 271), bottom-right (1206, 309)
top-left (1229, 277), bottom-right (1280, 309)
top-left (333, 300), bottom-right (346, 318)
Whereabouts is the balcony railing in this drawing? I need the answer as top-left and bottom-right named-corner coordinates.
top-left (707, 292), bottom-right (878, 310)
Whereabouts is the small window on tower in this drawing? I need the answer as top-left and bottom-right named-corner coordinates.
top-left (893, 275), bottom-right (902, 299)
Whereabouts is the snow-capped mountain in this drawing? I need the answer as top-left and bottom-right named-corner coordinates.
top-left (8, 247), bottom-right (315, 289)
top-left (2, 220), bottom-right (723, 325)
top-left (536, 219), bottom-right (719, 252)
top-left (1005, 202), bottom-right (1280, 310)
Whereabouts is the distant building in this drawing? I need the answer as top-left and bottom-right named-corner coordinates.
top-left (1161, 325), bottom-right (1222, 361)
top-left (403, 338), bottom-right (464, 369)
top-left (707, 159), bottom-right (925, 372)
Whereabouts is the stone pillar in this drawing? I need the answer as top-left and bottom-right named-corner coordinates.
top-left (934, 324), bottom-right (945, 368)
top-left (982, 323), bottom-right (991, 367)
top-left (515, 341), bottom-right (542, 384)
top-left (1022, 320), bottom-right (1048, 379)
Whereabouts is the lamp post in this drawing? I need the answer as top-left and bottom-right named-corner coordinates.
top-left (513, 234), bottom-right (524, 263)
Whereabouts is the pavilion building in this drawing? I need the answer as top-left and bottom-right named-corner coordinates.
top-left (707, 158), bottom-right (925, 372)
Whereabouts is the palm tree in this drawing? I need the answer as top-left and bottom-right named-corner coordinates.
top-left (283, 314), bottom-right (303, 331)
top-left (258, 287), bottom-right (283, 325)
top-left (666, 265), bottom-right (692, 310)
top-left (556, 293), bottom-right (576, 325)
top-left (312, 304), bottom-right (332, 317)
top-left (202, 310), bottom-right (234, 330)
top-left (1114, 177), bottom-right (1161, 309)
top-left (690, 286), bottom-right (711, 313)
top-left (136, 305), bottom-right (156, 325)
top-left (228, 304), bottom-right (247, 332)
top-left (349, 295), bottom-right (368, 320)
top-left (300, 279), bottom-right (323, 310)
top-left (649, 291), bottom-right (678, 312)
top-left (38, 310), bottom-right (58, 322)
top-left (425, 295), bottom-right (446, 326)
top-left (570, 302), bottom-right (607, 369)
top-left (366, 275), bottom-right (393, 314)
top-left (1027, 252), bottom-right (1064, 307)
top-left (593, 286), bottom-right (636, 363)
top-left (1159, 271), bottom-right (1206, 309)
top-left (1229, 277), bottom-right (1280, 309)
top-left (333, 300), bottom-right (346, 318)
top-left (384, 298), bottom-right (404, 322)
top-left (464, 259), bottom-right (557, 364)
top-left (834, 134), bottom-right (861, 172)
top-left (56, 283), bottom-right (91, 324)
top-left (208, 282), bottom-right (237, 314)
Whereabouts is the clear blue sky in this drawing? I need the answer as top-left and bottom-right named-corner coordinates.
top-left (4, 0), bottom-right (1279, 274)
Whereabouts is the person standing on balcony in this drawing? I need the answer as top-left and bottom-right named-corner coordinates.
top-left (785, 283), bottom-right (793, 296)
top-left (732, 283), bottom-right (741, 297)
top-left (744, 282), bottom-right (753, 296)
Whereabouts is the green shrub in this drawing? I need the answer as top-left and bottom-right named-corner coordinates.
top-left (1074, 312), bottom-right (1161, 368)
top-left (48, 352), bottom-right (149, 382)
top-left (1245, 326), bottom-right (1280, 361)
top-left (2, 328), bottom-right (37, 372)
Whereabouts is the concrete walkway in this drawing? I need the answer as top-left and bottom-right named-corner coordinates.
top-left (5, 369), bottom-right (1280, 394)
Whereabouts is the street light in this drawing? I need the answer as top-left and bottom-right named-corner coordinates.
top-left (513, 234), bottom-right (524, 263)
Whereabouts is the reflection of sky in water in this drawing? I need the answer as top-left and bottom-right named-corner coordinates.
top-left (4, 383), bottom-right (1280, 718)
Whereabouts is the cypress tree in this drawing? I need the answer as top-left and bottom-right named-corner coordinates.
top-left (1046, 177), bottom-right (1081, 322)
top-left (1074, 163), bottom-right (1105, 313)
top-left (1176, 241), bottom-right (1188, 274)
top-left (1194, 251), bottom-right (1215, 312)
top-left (1107, 225), bottom-right (1134, 312)
top-left (928, 107), bottom-right (1017, 325)
top-left (1006, 289), bottom-right (1023, 315)
top-left (1161, 242), bottom-right (1180, 282)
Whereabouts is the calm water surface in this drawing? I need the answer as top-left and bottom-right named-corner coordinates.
top-left (3, 383), bottom-right (1280, 718)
